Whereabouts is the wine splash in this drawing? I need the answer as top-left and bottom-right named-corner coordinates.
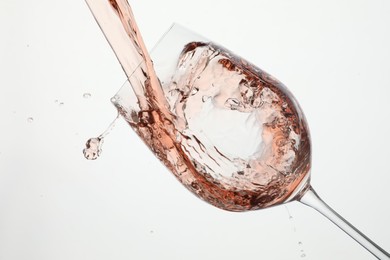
top-left (83, 137), bottom-right (102, 160)
top-left (83, 113), bottom-right (119, 160)
top-left (85, 0), bottom-right (310, 211)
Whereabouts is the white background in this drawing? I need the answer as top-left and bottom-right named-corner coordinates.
top-left (0, 0), bottom-right (389, 259)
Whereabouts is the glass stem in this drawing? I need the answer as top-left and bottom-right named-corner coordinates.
top-left (298, 186), bottom-right (389, 259)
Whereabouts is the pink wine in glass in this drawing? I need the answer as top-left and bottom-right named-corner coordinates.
top-left (113, 41), bottom-right (311, 211)
top-left (85, 0), bottom-right (389, 258)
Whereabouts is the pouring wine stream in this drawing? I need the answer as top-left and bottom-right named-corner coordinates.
top-left (84, 0), bottom-right (389, 258)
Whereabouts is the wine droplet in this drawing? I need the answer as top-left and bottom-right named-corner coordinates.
top-left (83, 113), bottom-right (120, 160)
top-left (298, 241), bottom-right (307, 258)
top-left (285, 205), bottom-right (294, 220)
top-left (27, 117), bottom-right (33, 123)
top-left (83, 137), bottom-right (102, 160)
top-left (83, 93), bottom-right (92, 99)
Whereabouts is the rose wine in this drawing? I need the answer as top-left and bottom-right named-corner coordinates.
top-left (86, 0), bottom-right (311, 211)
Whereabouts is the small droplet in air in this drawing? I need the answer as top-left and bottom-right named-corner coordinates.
top-left (300, 253), bottom-right (306, 258)
top-left (83, 113), bottom-right (119, 161)
top-left (298, 241), bottom-right (303, 246)
top-left (83, 137), bottom-right (103, 160)
top-left (83, 93), bottom-right (91, 99)
top-left (54, 99), bottom-right (64, 106)
top-left (27, 117), bottom-right (34, 123)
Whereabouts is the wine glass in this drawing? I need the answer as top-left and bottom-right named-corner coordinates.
top-left (85, 0), bottom-right (389, 258)
top-left (110, 24), bottom-right (389, 259)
